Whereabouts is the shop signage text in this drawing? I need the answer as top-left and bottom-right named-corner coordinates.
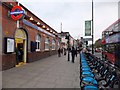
top-left (10, 5), bottom-right (25, 20)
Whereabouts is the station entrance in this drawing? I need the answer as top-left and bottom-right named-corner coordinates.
top-left (15, 29), bottom-right (27, 67)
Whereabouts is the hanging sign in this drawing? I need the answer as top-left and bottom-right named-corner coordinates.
top-left (10, 5), bottom-right (25, 20)
top-left (85, 20), bottom-right (91, 36)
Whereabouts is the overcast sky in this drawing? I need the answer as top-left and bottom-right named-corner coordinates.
top-left (19, 0), bottom-right (119, 43)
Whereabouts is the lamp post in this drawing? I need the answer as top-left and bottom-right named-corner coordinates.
top-left (92, 0), bottom-right (94, 54)
top-left (66, 33), bottom-right (70, 61)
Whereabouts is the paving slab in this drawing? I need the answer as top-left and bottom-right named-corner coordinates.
top-left (2, 54), bottom-right (80, 88)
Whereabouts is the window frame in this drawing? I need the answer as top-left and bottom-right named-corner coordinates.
top-left (36, 34), bottom-right (41, 51)
top-left (45, 37), bottom-right (50, 51)
top-left (52, 39), bottom-right (56, 50)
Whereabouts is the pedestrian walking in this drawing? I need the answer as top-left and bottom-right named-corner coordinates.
top-left (58, 48), bottom-right (61, 57)
top-left (61, 48), bottom-right (63, 55)
top-left (75, 48), bottom-right (77, 57)
top-left (64, 48), bottom-right (66, 55)
top-left (71, 46), bottom-right (76, 63)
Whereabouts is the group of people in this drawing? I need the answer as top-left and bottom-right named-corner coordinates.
top-left (58, 46), bottom-right (78, 63)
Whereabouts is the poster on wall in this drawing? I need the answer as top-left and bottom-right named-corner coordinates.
top-left (4, 37), bottom-right (15, 54)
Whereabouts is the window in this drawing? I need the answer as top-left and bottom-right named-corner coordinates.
top-left (36, 34), bottom-right (41, 51)
top-left (52, 40), bottom-right (56, 50)
top-left (105, 44), bottom-right (115, 54)
top-left (108, 44), bottom-right (114, 53)
top-left (45, 37), bottom-right (50, 50)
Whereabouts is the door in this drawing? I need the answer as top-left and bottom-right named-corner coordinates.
top-left (15, 29), bottom-right (27, 67)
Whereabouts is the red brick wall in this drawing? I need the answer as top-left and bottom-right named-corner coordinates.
top-left (2, 3), bottom-right (17, 70)
top-left (28, 50), bottom-right (57, 62)
top-left (2, 2), bottom-right (58, 70)
top-left (2, 4), bottom-right (16, 38)
top-left (2, 54), bottom-right (16, 70)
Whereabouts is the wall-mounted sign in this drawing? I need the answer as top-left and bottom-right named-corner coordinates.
top-left (10, 5), bottom-right (25, 20)
top-left (23, 19), bottom-right (55, 37)
top-left (85, 20), bottom-right (91, 36)
top-left (4, 37), bottom-right (15, 54)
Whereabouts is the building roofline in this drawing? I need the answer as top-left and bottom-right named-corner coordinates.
top-left (20, 3), bottom-right (58, 33)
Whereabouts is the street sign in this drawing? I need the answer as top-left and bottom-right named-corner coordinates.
top-left (10, 5), bottom-right (25, 20)
top-left (85, 20), bottom-right (91, 36)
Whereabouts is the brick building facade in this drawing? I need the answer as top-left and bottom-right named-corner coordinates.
top-left (1, 2), bottom-right (61, 70)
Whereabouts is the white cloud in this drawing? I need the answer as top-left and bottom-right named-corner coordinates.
top-left (19, 0), bottom-right (119, 43)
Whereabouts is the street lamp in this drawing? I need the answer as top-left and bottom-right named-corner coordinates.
top-left (92, 0), bottom-right (94, 54)
top-left (65, 33), bottom-right (70, 61)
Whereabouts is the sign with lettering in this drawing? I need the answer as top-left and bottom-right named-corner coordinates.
top-left (4, 37), bottom-right (15, 54)
top-left (10, 5), bottom-right (25, 20)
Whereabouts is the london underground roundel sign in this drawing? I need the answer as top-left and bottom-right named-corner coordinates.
top-left (10, 5), bottom-right (25, 20)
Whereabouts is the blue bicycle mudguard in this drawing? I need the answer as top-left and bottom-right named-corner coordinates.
top-left (81, 62), bottom-right (87, 64)
top-left (82, 73), bottom-right (94, 77)
top-left (82, 77), bottom-right (98, 85)
top-left (84, 85), bottom-right (98, 90)
top-left (81, 65), bottom-right (89, 68)
top-left (81, 67), bottom-right (91, 71)
top-left (82, 63), bottom-right (88, 66)
top-left (81, 59), bottom-right (86, 61)
top-left (82, 71), bottom-right (92, 75)
top-left (82, 65), bottom-right (89, 68)
top-left (81, 61), bottom-right (87, 63)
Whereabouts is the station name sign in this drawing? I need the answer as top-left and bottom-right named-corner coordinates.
top-left (10, 5), bottom-right (25, 20)
top-left (10, 10), bottom-right (24, 15)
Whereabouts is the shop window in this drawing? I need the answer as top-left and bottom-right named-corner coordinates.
top-left (45, 37), bottom-right (50, 50)
top-left (52, 40), bottom-right (56, 50)
top-left (36, 34), bottom-right (41, 51)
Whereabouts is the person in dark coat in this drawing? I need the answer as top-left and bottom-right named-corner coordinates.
top-left (16, 47), bottom-right (20, 65)
top-left (71, 46), bottom-right (76, 63)
top-left (75, 48), bottom-right (77, 57)
top-left (61, 48), bottom-right (63, 55)
top-left (19, 48), bottom-right (23, 62)
top-left (64, 48), bottom-right (66, 55)
top-left (58, 48), bottom-right (61, 57)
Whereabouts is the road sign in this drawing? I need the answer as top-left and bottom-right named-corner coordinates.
top-left (10, 5), bottom-right (25, 20)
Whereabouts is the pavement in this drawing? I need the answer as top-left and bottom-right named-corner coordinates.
top-left (2, 53), bottom-right (80, 88)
